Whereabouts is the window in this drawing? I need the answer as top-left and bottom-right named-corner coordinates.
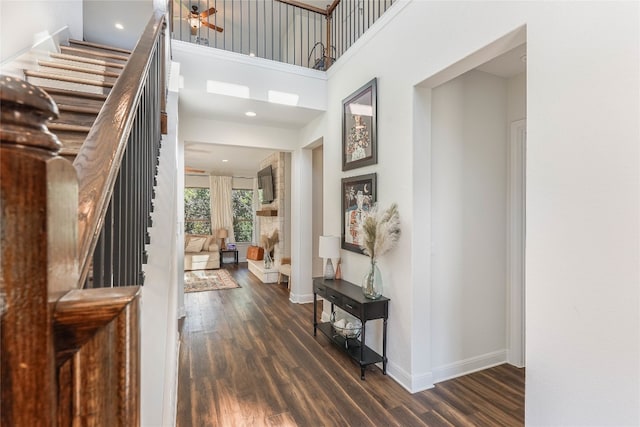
top-left (184, 187), bottom-right (211, 234)
top-left (232, 189), bottom-right (253, 242)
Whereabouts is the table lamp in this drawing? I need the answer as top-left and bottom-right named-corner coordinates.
top-left (217, 228), bottom-right (228, 249)
top-left (319, 235), bottom-right (340, 280)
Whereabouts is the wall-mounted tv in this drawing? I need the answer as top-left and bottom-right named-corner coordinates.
top-left (257, 165), bottom-right (275, 204)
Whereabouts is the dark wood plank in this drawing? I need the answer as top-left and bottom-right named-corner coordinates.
top-left (60, 45), bottom-right (129, 62)
top-left (51, 52), bottom-right (126, 70)
top-left (177, 264), bottom-right (525, 426)
top-left (0, 75), bottom-right (64, 427)
top-left (69, 39), bottom-right (132, 55)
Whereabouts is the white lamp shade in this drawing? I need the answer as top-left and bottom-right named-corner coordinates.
top-left (318, 236), bottom-right (340, 259)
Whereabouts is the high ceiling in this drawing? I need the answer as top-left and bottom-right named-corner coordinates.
top-left (82, 1), bottom-right (525, 177)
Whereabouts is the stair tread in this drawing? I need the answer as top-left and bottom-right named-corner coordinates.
top-left (49, 123), bottom-right (92, 132)
top-left (53, 131), bottom-right (87, 152)
top-left (50, 53), bottom-right (125, 70)
top-left (41, 86), bottom-right (108, 101)
top-left (60, 46), bottom-right (128, 63)
top-left (39, 60), bottom-right (120, 79)
top-left (26, 70), bottom-right (114, 88)
top-left (57, 104), bottom-right (102, 115)
top-left (69, 39), bottom-right (132, 55)
top-left (55, 112), bottom-right (97, 128)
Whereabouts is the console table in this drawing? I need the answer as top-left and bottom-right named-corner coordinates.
top-left (312, 277), bottom-right (389, 380)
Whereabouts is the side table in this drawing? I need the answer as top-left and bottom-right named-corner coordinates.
top-left (219, 248), bottom-right (238, 265)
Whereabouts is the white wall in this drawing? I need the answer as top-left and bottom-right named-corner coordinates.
top-left (141, 90), bottom-right (180, 426)
top-left (82, 1), bottom-right (153, 50)
top-left (0, 1), bottom-right (83, 63)
top-left (284, 152), bottom-right (292, 257)
top-left (299, 0), bottom-right (639, 423)
top-left (508, 71), bottom-right (526, 124)
top-left (173, 40), bottom-right (327, 113)
top-left (431, 70), bottom-right (508, 381)
top-left (312, 145), bottom-right (324, 276)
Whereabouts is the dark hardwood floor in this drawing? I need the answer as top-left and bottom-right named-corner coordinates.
top-left (177, 264), bottom-right (525, 426)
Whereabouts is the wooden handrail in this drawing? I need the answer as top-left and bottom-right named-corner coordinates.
top-left (74, 10), bottom-right (166, 286)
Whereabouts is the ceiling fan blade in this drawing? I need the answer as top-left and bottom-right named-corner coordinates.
top-left (200, 7), bottom-right (216, 18)
top-left (201, 21), bottom-right (224, 33)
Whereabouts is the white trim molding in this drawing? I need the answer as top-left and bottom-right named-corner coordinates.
top-left (386, 362), bottom-right (434, 394)
top-left (432, 350), bottom-right (508, 384)
top-left (289, 292), bottom-right (314, 304)
top-left (507, 119), bottom-right (526, 368)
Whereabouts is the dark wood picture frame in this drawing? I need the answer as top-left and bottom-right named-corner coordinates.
top-left (341, 173), bottom-right (377, 254)
top-left (342, 78), bottom-right (377, 171)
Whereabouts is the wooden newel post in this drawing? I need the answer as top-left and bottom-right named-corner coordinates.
top-left (1, 75), bottom-right (79, 426)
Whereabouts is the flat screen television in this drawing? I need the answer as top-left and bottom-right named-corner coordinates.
top-left (257, 165), bottom-right (275, 204)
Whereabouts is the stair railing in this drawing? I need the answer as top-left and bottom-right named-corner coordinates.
top-left (0, 9), bottom-right (167, 426)
top-left (76, 10), bottom-right (166, 288)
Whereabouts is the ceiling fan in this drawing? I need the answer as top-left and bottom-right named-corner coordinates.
top-left (184, 4), bottom-right (223, 35)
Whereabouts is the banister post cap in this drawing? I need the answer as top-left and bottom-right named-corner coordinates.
top-left (0, 75), bottom-right (61, 152)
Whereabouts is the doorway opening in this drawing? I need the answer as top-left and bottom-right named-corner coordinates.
top-left (414, 26), bottom-right (527, 385)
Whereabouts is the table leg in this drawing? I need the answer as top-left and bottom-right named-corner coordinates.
top-left (360, 321), bottom-right (366, 379)
top-left (313, 293), bottom-right (317, 336)
top-left (383, 317), bottom-right (388, 375)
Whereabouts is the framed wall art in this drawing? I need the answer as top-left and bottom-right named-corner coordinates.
top-left (341, 173), bottom-right (377, 254)
top-left (342, 78), bottom-right (377, 171)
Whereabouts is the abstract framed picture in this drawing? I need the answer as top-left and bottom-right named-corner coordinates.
top-left (341, 173), bottom-right (377, 254)
top-left (342, 78), bottom-right (377, 171)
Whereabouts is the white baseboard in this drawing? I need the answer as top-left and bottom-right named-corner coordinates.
top-left (385, 361), bottom-right (434, 393)
top-left (162, 331), bottom-right (180, 427)
top-left (432, 349), bottom-right (507, 384)
top-left (289, 292), bottom-right (314, 304)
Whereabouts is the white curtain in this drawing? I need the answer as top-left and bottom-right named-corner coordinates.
top-left (252, 177), bottom-right (260, 244)
top-left (209, 176), bottom-right (235, 243)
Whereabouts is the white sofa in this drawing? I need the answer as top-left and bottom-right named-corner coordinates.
top-left (184, 234), bottom-right (220, 270)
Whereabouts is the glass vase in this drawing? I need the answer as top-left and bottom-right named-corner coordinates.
top-left (264, 253), bottom-right (272, 269)
top-left (362, 261), bottom-right (383, 299)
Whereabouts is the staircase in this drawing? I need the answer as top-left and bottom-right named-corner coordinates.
top-left (22, 39), bottom-right (131, 160)
top-left (1, 10), bottom-right (167, 424)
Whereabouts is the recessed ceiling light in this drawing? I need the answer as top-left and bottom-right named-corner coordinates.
top-left (115, 23), bottom-right (124, 30)
top-left (249, 52), bottom-right (256, 57)
top-left (245, 111), bottom-right (257, 117)
top-left (222, 159), bottom-right (229, 162)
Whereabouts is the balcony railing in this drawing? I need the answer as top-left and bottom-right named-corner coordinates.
top-left (171, 0), bottom-right (395, 70)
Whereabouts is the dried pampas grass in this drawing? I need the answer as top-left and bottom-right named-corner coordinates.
top-left (360, 203), bottom-right (401, 261)
top-left (260, 229), bottom-right (280, 252)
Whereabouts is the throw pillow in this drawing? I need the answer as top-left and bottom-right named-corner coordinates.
top-left (185, 237), bottom-right (206, 253)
